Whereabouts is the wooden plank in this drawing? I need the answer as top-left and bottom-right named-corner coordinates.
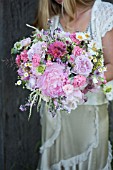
top-left (0, 0), bottom-right (5, 169)
top-left (1, 0), bottom-right (40, 169)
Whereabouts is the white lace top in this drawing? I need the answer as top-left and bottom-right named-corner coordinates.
top-left (51, 0), bottom-right (113, 105)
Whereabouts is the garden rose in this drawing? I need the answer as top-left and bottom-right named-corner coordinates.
top-left (74, 55), bottom-right (93, 76)
top-left (73, 46), bottom-right (83, 56)
top-left (73, 75), bottom-right (86, 88)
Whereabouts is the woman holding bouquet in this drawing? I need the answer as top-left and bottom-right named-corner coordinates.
top-left (35, 0), bottom-right (113, 169)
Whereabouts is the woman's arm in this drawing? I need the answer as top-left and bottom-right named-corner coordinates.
top-left (102, 28), bottom-right (113, 82)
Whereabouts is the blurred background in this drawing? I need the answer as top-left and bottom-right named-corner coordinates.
top-left (0, 0), bottom-right (113, 170)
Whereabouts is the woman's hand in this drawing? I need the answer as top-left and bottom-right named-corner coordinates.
top-left (102, 28), bottom-right (113, 82)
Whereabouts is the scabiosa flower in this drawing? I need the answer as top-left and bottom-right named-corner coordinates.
top-left (47, 41), bottom-right (67, 58)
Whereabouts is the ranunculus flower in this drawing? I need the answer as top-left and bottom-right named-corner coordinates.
top-left (74, 55), bottom-right (93, 76)
top-left (73, 75), bottom-right (86, 88)
top-left (20, 50), bottom-right (28, 62)
top-left (15, 55), bottom-right (21, 66)
top-left (72, 46), bottom-right (83, 56)
top-left (47, 41), bottom-right (67, 58)
top-left (37, 63), bottom-right (67, 98)
top-left (32, 54), bottom-right (41, 67)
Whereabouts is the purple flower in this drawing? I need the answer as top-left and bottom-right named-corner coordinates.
top-left (27, 76), bottom-right (37, 89)
top-left (19, 105), bottom-right (27, 111)
top-left (27, 41), bottom-right (47, 60)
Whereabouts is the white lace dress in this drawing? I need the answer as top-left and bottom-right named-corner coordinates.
top-left (37, 0), bottom-right (113, 169)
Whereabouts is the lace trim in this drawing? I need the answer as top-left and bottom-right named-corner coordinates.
top-left (102, 20), bottom-right (113, 37)
top-left (51, 141), bottom-right (112, 170)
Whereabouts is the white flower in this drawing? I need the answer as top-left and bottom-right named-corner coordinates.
top-left (14, 42), bottom-right (22, 50)
top-left (92, 76), bottom-right (98, 84)
top-left (24, 72), bottom-right (29, 77)
top-left (16, 80), bottom-right (22, 86)
top-left (76, 32), bottom-right (86, 41)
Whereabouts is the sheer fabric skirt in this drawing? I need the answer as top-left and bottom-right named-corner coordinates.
top-left (37, 103), bottom-right (112, 170)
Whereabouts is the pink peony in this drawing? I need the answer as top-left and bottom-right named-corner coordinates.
top-left (20, 50), bottom-right (28, 62)
top-left (47, 41), bottom-right (67, 58)
top-left (74, 55), bottom-right (93, 76)
top-left (70, 33), bottom-right (80, 44)
top-left (37, 63), bottom-right (68, 98)
top-left (32, 54), bottom-right (41, 67)
top-left (16, 55), bottom-right (21, 66)
top-left (73, 75), bottom-right (86, 88)
top-left (73, 46), bottom-right (83, 56)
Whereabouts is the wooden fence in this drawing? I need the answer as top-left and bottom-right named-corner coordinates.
top-left (0, 0), bottom-right (113, 170)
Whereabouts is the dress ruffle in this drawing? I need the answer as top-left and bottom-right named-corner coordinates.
top-left (38, 106), bottom-right (112, 170)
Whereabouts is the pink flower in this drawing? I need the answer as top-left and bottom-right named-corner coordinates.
top-left (32, 54), bottom-right (41, 67)
top-left (16, 55), bottom-right (21, 66)
top-left (63, 84), bottom-right (74, 95)
top-left (74, 55), bottom-right (93, 76)
top-left (73, 75), bottom-right (86, 88)
top-left (47, 41), bottom-right (67, 58)
top-left (20, 50), bottom-right (28, 62)
top-left (73, 46), bottom-right (83, 56)
top-left (37, 63), bottom-right (67, 98)
top-left (70, 33), bottom-right (80, 44)
top-left (69, 55), bottom-right (75, 63)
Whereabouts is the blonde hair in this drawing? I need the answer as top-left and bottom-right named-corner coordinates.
top-left (34, 0), bottom-right (95, 30)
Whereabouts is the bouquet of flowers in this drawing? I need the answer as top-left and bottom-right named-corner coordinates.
top-left (11, 23), bottom-right (110, 119)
